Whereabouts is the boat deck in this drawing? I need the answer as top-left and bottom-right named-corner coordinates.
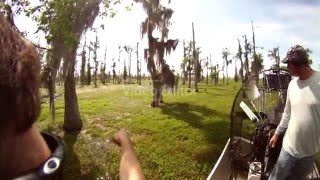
top-left (207, 138), bottom-right (320, 180)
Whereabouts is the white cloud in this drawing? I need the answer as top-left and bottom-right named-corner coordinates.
top-left (275, 4), bottom-right (320, 18)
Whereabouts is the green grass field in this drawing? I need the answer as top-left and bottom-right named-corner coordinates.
top-left (37, 81), bottom-right (320, 179)
top-left (38, 81), bottom-right (239, 179)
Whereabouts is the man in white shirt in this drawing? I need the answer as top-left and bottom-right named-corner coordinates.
top-left (268, 45), bottom-right (320, 180)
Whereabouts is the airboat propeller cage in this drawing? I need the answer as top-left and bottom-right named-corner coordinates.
top-left (206, 69), bottom-right (293, 179)
top-left (230, 69), bottom-right (291, 140)
top-left (229, 69), bottom-right (292, 178)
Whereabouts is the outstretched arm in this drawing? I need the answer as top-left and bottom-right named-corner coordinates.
top-left (112, 129), bottom-right (145, 180)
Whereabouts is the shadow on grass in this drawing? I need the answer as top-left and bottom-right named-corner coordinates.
top-left (62, 132), bottom-right (81, 180)
top-left (159, 103), bottom-right (230, 166)
top-left (41, 127), bottom-right (82, 179)
top-left (62, 133), bottom-right (106, 180)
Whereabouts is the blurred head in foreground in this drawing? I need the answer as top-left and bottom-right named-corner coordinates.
top-left (0, 14), bottom-right (51, 178)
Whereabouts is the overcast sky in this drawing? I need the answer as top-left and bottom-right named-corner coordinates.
top-left (15, 0), bottom-right (320, 76)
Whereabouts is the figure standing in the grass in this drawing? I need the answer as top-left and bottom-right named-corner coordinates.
top-left (268, 45), bottom-right (320, 180)
top-left (0, 14), bottom-right (144, 180)
top-left (151, 64), bottom-right (176, 107)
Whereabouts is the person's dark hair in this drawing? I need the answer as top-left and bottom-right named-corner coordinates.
top-left (0, 15), bottom-right (41, 133)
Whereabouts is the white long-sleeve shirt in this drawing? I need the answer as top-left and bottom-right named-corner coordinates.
top-left (275, 71), bottom-right (320, 158)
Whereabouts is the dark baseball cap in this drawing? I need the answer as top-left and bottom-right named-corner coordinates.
top-left (281, 45), bottom-right (308, 64)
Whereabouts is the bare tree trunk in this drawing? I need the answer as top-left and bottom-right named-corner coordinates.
top-left (182, 68), bottom-right (186, 85)
top-left (214, 66), bottom-right (218, 85)
top-left (192, 22), bottom-right (198, 92)
top-left (147, 18), bottom-right (159, 107)
top-left (182, 41), bottom-right (186, 85)
top-left (188, 64), bottom-right (191, 88)
top-left (251, 21), bottom-right (256, 56)
top-left (113, 69), bottom-right (116, 84)
top-left (118, 46), bottom-right (121, 77)
top-left (80, 38), bottom-right (87, 85)
top-left (87, 49), bottom-right (91, 85)
top-left (237, 38), bottom-right (245, 83)
top-left (215, 72), bottom-right (219, 85)
top-left (210, 55), bottom-right (213, 83)
top-left (101, 47), bottom-right (107, 85)
top-left (93, 32), bottom-right (99, 88)
top-left (50, 0), bottom-right (101, 132)
top-left (206, 59), bottom-right (209, 84)
top-left (94, 60), bottom-right (98, 87)
top-left (222, 63), bottom-right (225, 84)
top-left (63, 46), bottom-right (82, 132)
top-left (48, 39), bottom-right (64, 121)
top-left (226, 63), bottom-right (229, 85)
top-left (151, 78), bottom-right (163, 107)
top-left (139, 57), bottom-right (142, 85)
top-left (234, 58), bottom-right (238, 82)
top-left (276, 48), bottom-right (280, 67)
top-left (129, 50), bottom-right (132, 83)
top-left (243, 35), bottom-right (250, 81)
top-left (48, 74), bottom-right (56, 120)
top-left (80, 51), bottom-right (86, 85)
top-left (251, 21), bottom-right (259, 85)
top-left (136, 42), bottom-right (140, 85)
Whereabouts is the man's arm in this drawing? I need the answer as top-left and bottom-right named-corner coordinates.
top-left (112, 129), bottom-right (145, 180)
top-left (270, 89), bottom-right (291, 148)
top-left (275, 91), bottom-right (291, 135)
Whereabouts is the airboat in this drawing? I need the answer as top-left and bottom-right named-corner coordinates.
top-left (207, 68), bottom-right (320, 180)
